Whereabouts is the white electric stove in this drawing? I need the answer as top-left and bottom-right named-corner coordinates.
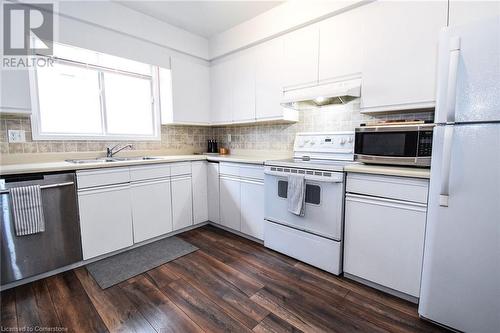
top-left (263, 132), bottom-right (356, 275)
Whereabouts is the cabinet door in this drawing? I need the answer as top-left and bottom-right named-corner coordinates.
top-left (131, 179), bottom-right (172, 243)
top-left (448, 0), bottom-right (500, 27)
top-left (255, 38), bottom-right (285, 120)
top-left (219, 176), bottom-right (241, 231)
top-left (210, 58), bottom-right (233, 124)
top-left (319, 6), bottom-right (366, 81)
top-left (1, 69), bottom-right (31, 114)
top-left (78, 185), bottom-right (133, 260)
top-left (232, 49), bottom-right (256, 122)
top-left (192, 161), bottom-right (208, 224)
top-left (171, 176), bottom-right (193, 230)
top-left (170, 57), bottom-right (210, 124)
top-left (240, 179), bottom-right (264, 240)
top-left (282, 24), bottom-right (320, 89)
top-left (361, 1), bottom-right (447, 112)
top-left (207, 162), bottom-right (220, 223)
top-left (344, 194), bottom-right (427, 297)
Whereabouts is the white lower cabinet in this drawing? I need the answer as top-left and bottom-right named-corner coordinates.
top-left (219, 175), bottom-right (241, 231)
top-left (240, 179), bottom-right (264, 240)
top-left (207, 162), bottom-right (220, 223)
top-left (218, 163), bottom-right (264, 240)
top-left (344, 173), bottom-right (429, 299)
top-left (78, 184), bottom-right (134, 260)
top-left (131, 179), bottom-right (172, 243)
top-left (171, 175), bottom-right (193, 231)
top-left (192, 161), bottom-right (208, 224)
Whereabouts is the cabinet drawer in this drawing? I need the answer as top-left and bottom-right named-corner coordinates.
top-left (239, 164), bottom-right (264, 180)
top-left (170, 163), bottom-right (191, 176)
top-left (130, 164), bottom-right (170, 182)
top-left (77, 167), bottom-right (130, 189)
top-left (346, 173), bottom-right (429, 204)
top-left (219, 163), bottom-right (240, 177)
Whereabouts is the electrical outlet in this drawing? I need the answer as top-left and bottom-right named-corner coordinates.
top-left (8, 130), bottom-right (26, 143)
top-left (227, 134), bottom-right (231, 143)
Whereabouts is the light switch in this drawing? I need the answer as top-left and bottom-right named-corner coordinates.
top-left (8, 130), bottom-right (26, 143)
top-left (227, 134), bottom-right (232, 143)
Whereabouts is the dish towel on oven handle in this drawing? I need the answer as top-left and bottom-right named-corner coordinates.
top-left (10, 185), bottom-right (45, 236)
top-left (287, 174), bottom-right (306, 216)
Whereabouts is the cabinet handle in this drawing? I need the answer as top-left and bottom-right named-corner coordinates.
top-left (346, 193), bottom-right (427, 211)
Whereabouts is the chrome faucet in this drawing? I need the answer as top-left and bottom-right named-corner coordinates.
top-left (106, 144), bottom-right (133, 158)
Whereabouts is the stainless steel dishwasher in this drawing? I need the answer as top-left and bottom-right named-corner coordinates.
top-left (0, 172), bottom-right (83, 285)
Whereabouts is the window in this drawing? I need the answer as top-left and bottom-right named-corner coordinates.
top-left (31, 43), bottom-right (164, 140)
top-left (277, 180), bottom-right (322, 205)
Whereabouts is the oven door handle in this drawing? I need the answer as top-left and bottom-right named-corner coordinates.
top-left (264, 170), bottom-right (343, 183)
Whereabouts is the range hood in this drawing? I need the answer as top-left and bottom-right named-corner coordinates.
top-left (281, 78), bottom-right (361, 110)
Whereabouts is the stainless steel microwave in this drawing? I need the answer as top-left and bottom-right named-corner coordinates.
top-left (354, 124), bottom-right (434, 167)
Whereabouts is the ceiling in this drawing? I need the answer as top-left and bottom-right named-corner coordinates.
top-left (116, 1), bottom-right (284, 38)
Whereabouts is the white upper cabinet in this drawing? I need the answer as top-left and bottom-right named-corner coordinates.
top-left (210, 57), bottom-right (233, 124)
top-left (360, 1), bottom-right (447, 113)
top-left (168, 56), bottom-right (210, 125)
top-left (255, 38), bottom-right (286, 120)
top-left (232, 48), bottom-right (256, 123)
top-left (282, 24), bottom-right (320, 89)
top-left (448, 0), bottom-right (500, 27)
top-left (1, 69), bottom-right (31, 114)
top-left (319, 7), bottom-right (366, 82)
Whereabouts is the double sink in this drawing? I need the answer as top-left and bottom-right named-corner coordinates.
top-left (65, 156), bottom-right (162, 164)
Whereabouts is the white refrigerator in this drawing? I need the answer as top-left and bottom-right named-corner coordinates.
top-left (418, 17), bottom-right (500, 333)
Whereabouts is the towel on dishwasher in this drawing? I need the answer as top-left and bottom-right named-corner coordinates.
top-left (287, 174), bottom-right (306, 216)
top-left (10, 185), bottom-right (45, 236)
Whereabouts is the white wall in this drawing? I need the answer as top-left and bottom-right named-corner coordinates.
top-left (24, 0), bottom-right (210, 65)
top-left (209, 0), bottom-right (371, 59)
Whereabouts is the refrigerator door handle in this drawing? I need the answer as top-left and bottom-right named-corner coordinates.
top-left (439, 126), bottom-right (454, 207)
top-left (445, 37), bottom-right (461, 124)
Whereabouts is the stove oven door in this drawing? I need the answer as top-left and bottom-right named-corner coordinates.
top-left (264, 168), bottom-right (344, 240)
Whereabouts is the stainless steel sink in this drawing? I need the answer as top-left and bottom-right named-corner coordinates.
top-left (65, 156), bottom-right (162, 164)
top-left (65, 158), bottom-right (117, 164)
top-left (111, 156), bottom-right (162, 161)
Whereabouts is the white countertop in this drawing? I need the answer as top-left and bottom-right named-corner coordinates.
top-left (344, 163), bottom-right (431, 179)
top-left (0, 154), bottom-right (273, 176)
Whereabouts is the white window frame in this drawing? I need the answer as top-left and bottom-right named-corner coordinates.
top-left (29, 46), bottom-right (162, 141)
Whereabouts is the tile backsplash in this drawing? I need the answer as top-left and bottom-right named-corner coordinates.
top-left (0, 115), bottom-right (212, 155)
top-left (212, 104), bottom-right (434, 151)
top-left (0, 104), bottom-right (433, 156)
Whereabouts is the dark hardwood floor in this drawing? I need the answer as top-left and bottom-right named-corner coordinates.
top-left (1, 225), bottom-right (449, 333)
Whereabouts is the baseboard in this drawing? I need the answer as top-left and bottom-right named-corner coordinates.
top-left (343, 272), bottom-right (419, 304)
top-left (207, 222), bottom-right (264, 245)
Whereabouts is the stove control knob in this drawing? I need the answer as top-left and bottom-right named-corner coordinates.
top-left (340, 138), bottom-right (347, 144)
top-left (348, 137), bottom-right (353, 143)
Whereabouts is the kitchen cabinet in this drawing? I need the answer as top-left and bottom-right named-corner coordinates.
top-left (78, 184), bottom-right (134, 260)
top-left (0, 69), bottom-right (31, 114)
top-left (282, 24), bottom-right (320, 89)
top-left (240, 178), bottom-right (264, 240)
top-left (255, 38), bottom-right (284, 120)
top-left (360, 1), bottom-right (447, 113)
top-left (219, 175), bottom-right (241, 231)
top-left (171, 163), bottom-right (193, 231)
top-left (131, 178), bottom-right (172, 243)
top-left (344, 173), bottom-right (429, 299)
top-left (318, 6), bottom-right (365, 82)
top-left (448, 0), bottom-right (500, 27)
top-left (166, 56), bottom-right (210, 125)
top-left (218, 162), bottom-right (264, 240)
top-left (207, 162), bottom-right (220, 223)
top-left (232, 48), bottom-right (256, 123)
top-left (210, 57), bottom-right (233, 124)
top-left (192, 161), bottom-right (208, 224)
